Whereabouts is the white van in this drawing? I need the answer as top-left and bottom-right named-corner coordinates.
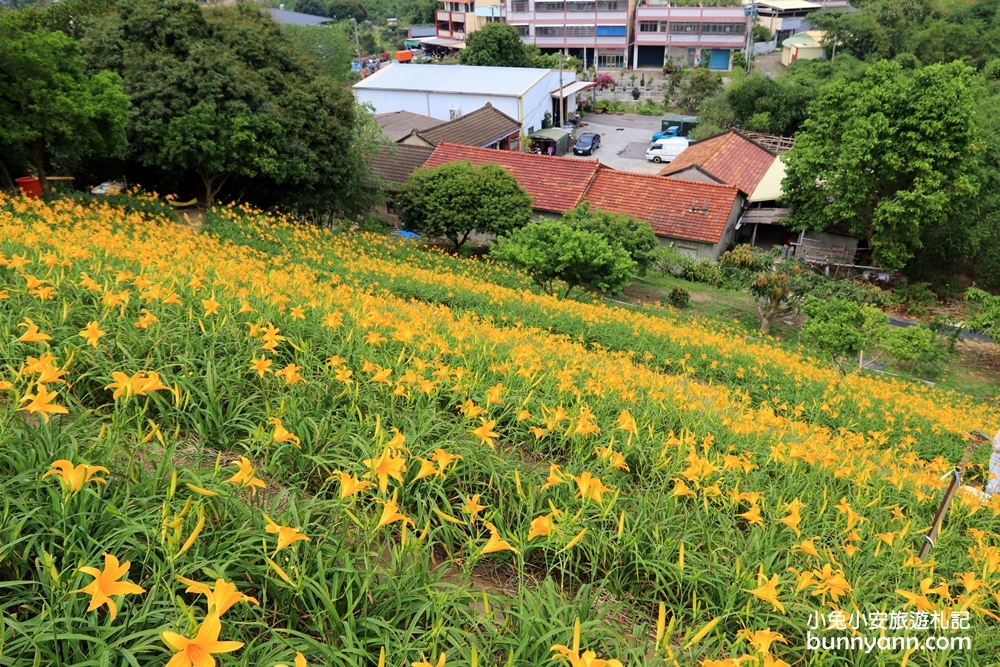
top-left (645, 137), bottom-right (689, 163)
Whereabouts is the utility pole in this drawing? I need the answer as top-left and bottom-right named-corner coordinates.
top-left (558, 50), bottom-right (564, 127)
top-left (354, 18), bottom-right (362, 59)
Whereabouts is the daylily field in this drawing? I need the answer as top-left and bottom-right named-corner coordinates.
top-left (1, 193), bottom-right (998, 667)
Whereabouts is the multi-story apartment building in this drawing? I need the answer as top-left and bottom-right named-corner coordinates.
top-left (505, 0), bottom-right (632, 70)
top-left (633, 1), bottom-right (749, 70)
top-left (433, 0), bottom-right (505, 47)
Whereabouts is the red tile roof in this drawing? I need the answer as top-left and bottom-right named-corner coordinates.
top-left (423, 143), bottom-right (601, 213)
top-left (659, 130), bottom-right (776, 196)
top-left (584, 169), bottom-right (740, 244)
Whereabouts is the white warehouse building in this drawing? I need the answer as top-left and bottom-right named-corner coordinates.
top-left (352, 63), bottom-right (588, 135)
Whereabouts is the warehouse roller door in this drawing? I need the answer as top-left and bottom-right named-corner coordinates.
top-left (636, 45), bottom-right (664, 68)
top-left (708, 49), bottom-right (731, 70)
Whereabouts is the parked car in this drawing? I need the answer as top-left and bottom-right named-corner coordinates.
top-left (573, 132), bottom-right (601, 156)
top-left (645, 137), bottom-right (689, 163)
top-left (651, 125), bottom-right (681, 142)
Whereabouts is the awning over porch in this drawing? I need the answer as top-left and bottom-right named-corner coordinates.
top-left (551, 80), bottom-right (597, 98)
top-left (419, 36), bottom-right (467, 49)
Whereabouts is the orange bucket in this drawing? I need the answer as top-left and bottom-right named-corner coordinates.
top-left (15, 176), bottom-right (42, 198)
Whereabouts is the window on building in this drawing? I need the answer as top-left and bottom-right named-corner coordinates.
top-left (534, 1), bottom-right (563, 10)
top-left (437, 20), bottom-right (449, 30)
top-left (597, 53), bottom-right (623, 68)
top-left (597, 0), bottom-right (619, 9)
top-left (566, 1), bottom-right (595, 10)
top-left (566, 24), bottom-right (595, 35)
top-left (511, 0), bottom-right (528, 10)
top-left (536, 25), bottom-right (565, 36)
top-left (670, 22), bottom-right (700, 34)
top-left (639, 21), bottom-right (658, 32)
top-left (513, 23), bottom-right (530, 35)
top-left (596, 25), bottom-right (626, 36)
top-left (702, 22), bottom-right (746, 34)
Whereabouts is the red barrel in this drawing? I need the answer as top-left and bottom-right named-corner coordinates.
top-left (15, 176), bottom-right (42, 198)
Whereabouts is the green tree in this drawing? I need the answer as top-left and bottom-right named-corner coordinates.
top-left (966, 288), bottom-right (1000, 341)
top-left (459, 23), bottom-right (530, 68)
top-left (84, 0), bottom-right (382, 214)
top-left (327, 0), bottom-right (368, 22)
top-left (491, 220), bottom-right (637, 298)
top-left (525, 44), bottom-right (581, 71)
top-left (562, 202), bottom-right (659, 275)
top-left (678, 68), bottom-right (722, 114)
top-left (749, 258), bottom-right (810, 334)
top-left (783, 60), bottom-right (979, 270)
top-left (295, 0), bottom-right (328, 17)
top-left (0, 13), bottom-right (128, 195)
top-left (282, 24), bottom-right (353, 80)
top-left (799, 296), bottom-right (890, 372)
top-left (397, 161), bottom-right (532, 249)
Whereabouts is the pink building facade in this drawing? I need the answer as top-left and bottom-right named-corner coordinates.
top-left (505, 0), bottom-right (631, 70)
top-left (633, 3), bottom-right (749, 71)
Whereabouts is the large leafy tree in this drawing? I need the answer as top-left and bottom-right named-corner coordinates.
top-left (84, 0), bottom-right (381, 214)
top-left (294, 0), bottom-right (328, 17)
top-left (562, 202), bottom-right (659, 275)
top-left (0, 12), bottom-right (128, 194)
top-left (459, 23), bottom-right (530, 68)
top-left (782, 60), bottom-right (979, 270)
top-left (396, 161), bottom-right (532, 249)
top-left (491, 221), bottom-right (636, 298)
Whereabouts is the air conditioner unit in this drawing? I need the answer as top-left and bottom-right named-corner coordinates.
top-left (450, 107), bottom-right (462, 120)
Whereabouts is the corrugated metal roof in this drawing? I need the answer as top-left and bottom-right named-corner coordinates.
top-left (263, 8), bottom-right (333, 25)
top-left (408, 26), bottom-right (437, 38)
top-left (782, 30), bottom-right (825, 48)
top-left (756, 0), bottom-right (821, 10)
top-left (748, 155), bottom-right (786, 203)
top-left (354, 63), bottom-right (567, 97)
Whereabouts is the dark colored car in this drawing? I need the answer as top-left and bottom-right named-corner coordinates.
top-left (573, 133), bottom-right (601, 156)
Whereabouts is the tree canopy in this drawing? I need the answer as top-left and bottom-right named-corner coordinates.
top-left (396, 161), bottom-right (533, 249)
top-left (0, 11), bottom-right (128, 194)
top-left (561, 202), bottom-right (659, 276)
top-left (782, 60), bottom-right (979, 271)
top-left (491, 220), bottom-right (637, 298)
top-left (82, 0), bottom-right (382, 214)
top-left (459, 23), bottom-right (530, 68)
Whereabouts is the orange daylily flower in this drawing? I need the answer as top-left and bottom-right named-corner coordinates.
top-left (224, 456), bottom-right (267, 496)
top-left (19, 383), bottom-right (69, 421)
top-left (175, 576), bottom-right (259, 616)
top-left (328, 471), bottom-right (372, 499)
top-left (74, 553), bottom-right (146, 622)
top-left (263, 513), bottom-right (311, 554)
top-left (481, 522), bottom-right (518, 555)
top-left (78, 321), bottom-right (107, 348)
top-left (161, 612), bottom-right (243, 667)
top-left (43, 460), bottom-right (109, 493)
top-left (269, 417), bottom-right (300, 447)
top-left (16, 317), bottom-right (51, 343)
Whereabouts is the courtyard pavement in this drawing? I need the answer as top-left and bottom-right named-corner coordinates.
top-left (564, 113), bottom-right (664, 174)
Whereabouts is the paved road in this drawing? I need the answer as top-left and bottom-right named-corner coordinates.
top-left (888, 316), bottom-right (994, 343)
top-left (564, 113), bottom-right (664, 174)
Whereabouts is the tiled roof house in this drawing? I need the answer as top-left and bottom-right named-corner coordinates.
top-left (585, 170), bottom-right (741, 254)
top-left (421, 143), bottom-right (741, 258)
top-left (658, 130), bottom-right (777, 196)
top-left (422, 143), bottom-right (602, 213)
